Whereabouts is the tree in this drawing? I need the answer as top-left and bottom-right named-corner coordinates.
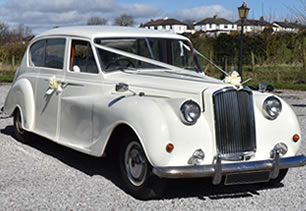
top-left (183, 20), bottom-right (196, 30)
top-left (113, 14), bottom-right (134, 26)
top-left (9, 24), bottom-right (32, 42)
top-left (289, 0), bottom-right (306, 25)
top-left (17, 24), bottom-right (32, 39)
top-left (0, 22), bottom-right (9, 44)
top-left (87, 16), bottom-right (108, 25)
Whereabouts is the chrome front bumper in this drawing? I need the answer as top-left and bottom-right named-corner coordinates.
top-left (152, 152), bottom-right (306, 185)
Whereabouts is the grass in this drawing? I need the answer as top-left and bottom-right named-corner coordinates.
top-left (245, 81), bottom-right (306, 91)
top-left (205, 64), bottom-right (306, 90)
top-left (0, 69), bottom-right (15, 82)
top-left (0, 75), bottom-right (14, 82)
top-left (0, 63), bottom-right (17, 82)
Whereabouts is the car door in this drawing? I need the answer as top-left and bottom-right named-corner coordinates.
top-left (34, 38), bottom-right (67, 141)
top-left (59, 38), bottom-right (103, 148)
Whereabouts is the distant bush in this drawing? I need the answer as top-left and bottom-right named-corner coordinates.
top-left (0, 42), bottom-right (27, 65)
top-left (189, 31), bottom-right (306, 70)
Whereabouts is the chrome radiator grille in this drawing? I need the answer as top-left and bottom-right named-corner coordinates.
top-left (213, 88), bottom-right (256, 155)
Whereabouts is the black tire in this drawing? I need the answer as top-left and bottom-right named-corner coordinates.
top-left (13, 109), bottom-right (28, 143)
top-left (262, 169), bottom-right (288, 186)
top-left (119, 134), bottom-right (165, 200)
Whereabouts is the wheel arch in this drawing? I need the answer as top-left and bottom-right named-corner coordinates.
top-left (3, 78), bottom-right (35, 131)
top-left (104, 123), bottom-right (148, 161)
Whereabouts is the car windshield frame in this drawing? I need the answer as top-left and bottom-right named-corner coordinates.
top-left (94, 37), bottom-right (203, 73)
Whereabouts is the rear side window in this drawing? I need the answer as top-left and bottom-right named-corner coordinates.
top-left (30, 40), bottom-right (45, 67)
top-left (45, 39), bottom-right (66, 69)
top-left (30, 38), bottom-right (66, 70)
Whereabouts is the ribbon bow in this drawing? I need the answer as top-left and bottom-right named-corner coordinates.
top-left (223, 71), bottom-right (242, 86)
top-left (46, 76), bottom-right (63, 95)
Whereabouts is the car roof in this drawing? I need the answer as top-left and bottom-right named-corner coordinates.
top-left (33, 26), bottom-right (189, 42)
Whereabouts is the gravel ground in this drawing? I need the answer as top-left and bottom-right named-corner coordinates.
top-left (0, 84), bottom-right (305, 211)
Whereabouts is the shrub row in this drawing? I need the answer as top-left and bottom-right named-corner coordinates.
top-left (189, 30), bottom-right (306, 72)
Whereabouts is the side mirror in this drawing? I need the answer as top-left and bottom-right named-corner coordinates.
top-left (115, 83), bottom-right (129, 92)
top-left (258, 81), bottom-right (267, 93)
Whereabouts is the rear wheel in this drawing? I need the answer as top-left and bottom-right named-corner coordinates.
top-left (119, 134), bottom-right (165, 200)
top-left (13, 109), bottom-right (28, 143)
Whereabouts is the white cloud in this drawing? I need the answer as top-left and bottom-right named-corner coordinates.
top-left (4, 0), bottom-right (115, 13)
top-left (120, 4), bottom-right (161, 18)
top-left (172, 5), bottom-right (236, 21)
top-left (0, 1), bottom-right (236, 34)
top-left (0, 0), bottom-right (161, 33)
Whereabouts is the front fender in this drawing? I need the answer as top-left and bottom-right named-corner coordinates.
top-left (253, 92), bottom-right (301, 158)
top-left (90, 94), bottom-right (214, 167)
top-left (3, 78), bottom-right (35, 131)
top-left (90, 95), bottom-right (172, 166)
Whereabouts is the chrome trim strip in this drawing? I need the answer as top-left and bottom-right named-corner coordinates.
top-left (220, 151), bottom-right (256, 161)
top-left (212, 153), bottom-right (222, 185)
top-left (212, 86), bottom-right (252, 97)
top-left (152, 155), bottom-right (306, 183)
top-left (271, 149), bottom-right (280, 179)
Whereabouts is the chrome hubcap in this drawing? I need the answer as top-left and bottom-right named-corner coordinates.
top-left (124, 141), bottom-right (147, 187)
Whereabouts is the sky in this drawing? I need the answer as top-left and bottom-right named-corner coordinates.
top-left (0, 0), bottom-right (303, 34)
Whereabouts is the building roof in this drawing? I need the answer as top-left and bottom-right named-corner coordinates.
top-left (142, 18), bottom-right (187, 27)
top-left (195, 16), bottom-right (233, 25)
top-left (33, 26), bottom-right (188, 43)
top-left (234, 19), bottom-right (272, 27)
top-left (273, 21), bottom-right (304, 29)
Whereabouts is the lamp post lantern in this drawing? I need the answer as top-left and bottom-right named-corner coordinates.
top-left (238, 2), bottom-right (250, 78)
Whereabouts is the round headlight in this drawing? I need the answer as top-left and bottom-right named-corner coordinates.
top-left (180, 100), bottom-right (201, 125)
top-left (263, 96), bottom-right (282, 120)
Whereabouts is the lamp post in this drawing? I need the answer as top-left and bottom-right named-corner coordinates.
top-left (238, 2), bottom-right (250, 78)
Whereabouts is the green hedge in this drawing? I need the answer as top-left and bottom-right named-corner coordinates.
top-left (0, 42), bottom-right (27, 65)
top-left (189, 30), bottom-right (306, 70)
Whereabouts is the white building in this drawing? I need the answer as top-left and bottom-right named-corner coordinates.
top-left (194, 16), bottom-right (236, 36)
top-left (141, 17), bottom-right (188, 34)
top-left (272, 20), bottom-right (303, 33)
top-left (235, 17), bottom-right (272, 33)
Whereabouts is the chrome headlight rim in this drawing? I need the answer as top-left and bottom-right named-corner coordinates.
top-left (180, 100), bottom-right (201, 125)
top-left (263, 96), bottom-right (282, 120)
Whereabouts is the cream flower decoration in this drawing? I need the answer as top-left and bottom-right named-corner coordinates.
top-left (49, 76), bottom-right (60, 89)
top-left (224, 71), bottom-right (242, 86)
top-left (46, 76), bottom-right (62, 95)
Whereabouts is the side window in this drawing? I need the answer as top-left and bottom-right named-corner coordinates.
top-left (30, 38), bottom-right (66, 69)
top-left (45, 39), bottom-right (66, 69)
top-left (70, 40), bottom-right (98, 74)
top-left (30, 40), bottom-right (45, 67)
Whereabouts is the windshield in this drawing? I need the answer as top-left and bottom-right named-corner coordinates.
top-left (94, 38), bottom-right (202, 72)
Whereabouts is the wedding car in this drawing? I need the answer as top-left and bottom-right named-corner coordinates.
top-left (2, 26), bottom-right (305, 199)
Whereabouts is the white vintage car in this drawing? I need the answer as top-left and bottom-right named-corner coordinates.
top-left (2, 26), bottom-right (305, 199)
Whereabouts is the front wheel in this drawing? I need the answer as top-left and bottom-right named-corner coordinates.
top-left (119, 135), bottom-right (165, 200)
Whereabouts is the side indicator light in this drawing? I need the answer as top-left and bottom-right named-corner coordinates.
top-left (166, 143), bottom-right (174, 153)
top-left (293, 134), bottom-right (300, 142)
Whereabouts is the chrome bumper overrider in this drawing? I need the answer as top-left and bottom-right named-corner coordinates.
top-left (152, 152), bottom-right (306, 185)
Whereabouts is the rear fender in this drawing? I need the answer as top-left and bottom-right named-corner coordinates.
top-left (3, 79), bottom-right (35, 131)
